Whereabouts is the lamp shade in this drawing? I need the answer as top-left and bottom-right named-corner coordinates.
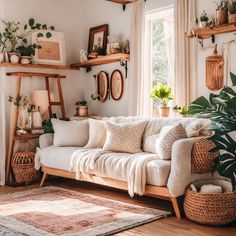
top-left (32, 90), bottom-right (49, 120)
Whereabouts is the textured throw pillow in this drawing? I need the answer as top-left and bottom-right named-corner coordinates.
top-left (103, 121), bottom-right (148, 153)
top-left (143, 135), bottom-right (158, 153)
top-left (185, 120), bottom-right (212, 137)
top-left (51, 119), bottom-right (89, 147)
top-left (155, 123), bottom-right (186, 160)
top-left (85, 119), bottom-right (107, 148)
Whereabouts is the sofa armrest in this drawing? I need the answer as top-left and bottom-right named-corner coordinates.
top-left (167, 137), bottom-right (217, 197)
top-left (39, 133), bottom-right (54, 148)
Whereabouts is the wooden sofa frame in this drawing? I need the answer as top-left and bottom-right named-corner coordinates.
top-left (40, 166), bottom-right (182, 219)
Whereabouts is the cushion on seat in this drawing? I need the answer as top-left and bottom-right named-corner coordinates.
top-left (39, 146), bottom-right (170, 187)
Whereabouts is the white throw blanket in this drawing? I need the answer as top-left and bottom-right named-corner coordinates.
top-left (70, 149), bottom-right (159, 197)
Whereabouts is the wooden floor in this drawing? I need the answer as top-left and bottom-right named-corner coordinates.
top-left (0, 177), bottom-right (235, 236)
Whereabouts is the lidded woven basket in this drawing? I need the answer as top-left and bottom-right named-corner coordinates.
top-left (11, 151), bottom-right (36, 184)
top-left (184, 179), bottom-right (236, 225)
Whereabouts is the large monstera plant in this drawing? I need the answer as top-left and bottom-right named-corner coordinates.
top-left (188, 72), bottom-right (236, 191)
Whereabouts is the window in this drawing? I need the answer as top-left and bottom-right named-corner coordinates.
top-left (145, 7), bottom-right (174, 111)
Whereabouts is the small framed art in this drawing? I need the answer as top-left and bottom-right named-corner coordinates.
top-left (32, 31), bottom-right (66, 65)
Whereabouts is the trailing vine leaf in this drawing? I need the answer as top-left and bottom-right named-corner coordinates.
top-left (46, 32), bottom-right (52, 38)
top-left (37, 32), bottom-right (44, 38)
top-left (28, 18), bottom-right (35, 27)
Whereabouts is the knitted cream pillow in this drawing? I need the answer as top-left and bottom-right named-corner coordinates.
top-left (85, 119), bottom-right (107, 148)
top-left (103, 121), bottom-right (148, 153)
top-left (155, 123), bottom-right (186, 160)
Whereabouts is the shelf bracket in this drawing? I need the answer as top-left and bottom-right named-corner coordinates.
top-left (120, 60), bottom-right (128, 79)
top-left (211, 35), bottom-right (215, 44)
top-left (86, 67), bottom-right (92, 73)
top-left (123, 4), bottom-right (126, 11)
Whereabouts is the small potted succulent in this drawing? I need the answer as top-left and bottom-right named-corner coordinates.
top-left (215, 0), bottom-right (228, 25)
top-left (199, 10), bottom-right (209, 28)
top-left (228, 0), bottom-right (236, 23)
top-left (173, 105), bottom-right (188, 117)
top-left (150, 83), bottom-right (173, 117)
top-left (75, 94), bottom-right (97, 117)
top-left (16, 39), bottom-right (41, 64)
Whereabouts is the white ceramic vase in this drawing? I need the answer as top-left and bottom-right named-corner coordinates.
top-left (0, 53), bottom-right (4, 63)
top-left (33, 111), bottom-right (42, 128)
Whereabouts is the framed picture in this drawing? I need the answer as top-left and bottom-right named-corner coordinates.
top-left (32, 31), bottom-right (66, 65)
top-left (88, 24), bottom-right (109, 56)
top-left (110, 70), bottom-right (124, 101)
top-left (96, 71), bottom-right (109, 103)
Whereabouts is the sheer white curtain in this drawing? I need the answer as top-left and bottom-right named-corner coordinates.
top-left (174, 0), bottom-right (197, 106)
top-left (128, 0), bottom-right (152, 117)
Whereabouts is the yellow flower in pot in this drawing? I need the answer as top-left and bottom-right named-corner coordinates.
top-left (150, 84), bottom-right (173, 117)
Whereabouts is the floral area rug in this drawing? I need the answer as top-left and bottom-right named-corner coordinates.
top-left (0, 186), bottom-right (171, 236)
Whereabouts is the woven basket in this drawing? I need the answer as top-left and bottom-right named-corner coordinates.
top-left (184, 179), bottom-right (236, 225)
top-left (12, 151), bottom-right (36, 184)
top-left (191, 139), bottom-right (220, 174)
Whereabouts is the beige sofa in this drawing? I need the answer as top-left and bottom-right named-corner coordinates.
top-left (37, 117), bottom-right (218, 218)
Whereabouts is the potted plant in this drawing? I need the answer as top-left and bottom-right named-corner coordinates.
top-left (188, 72), bottom-right (236, 191)
top-left (75, 94), bottom-right (97, 117)
top-left (228, 0), bottom-right (236, 23)
top-left (215, 0), bottom-right (228, 25)
top-left (16, 39), bottom-right (41, 64)
top-left (199, 11), bottom-right (209, 28)
top-left (150, 83), bottom-right (173, 117)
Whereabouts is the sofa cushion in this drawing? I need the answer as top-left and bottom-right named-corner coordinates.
top-left (51, 119), bottom-right (89, 147)
top-left (38, 146), bottom-right (170, 187)
top-left (155, 123), bottom-right (187, 160)
top-left (103, 121), bottom-right (148, 153)
top-left (85, 119), bottom-right (107, 148)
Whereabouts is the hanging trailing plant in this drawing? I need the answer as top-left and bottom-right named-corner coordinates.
top-left (188, 72), bottom-right (236, 191)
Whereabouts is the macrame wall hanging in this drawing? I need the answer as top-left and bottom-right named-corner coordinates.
top-left (205, 44), bottom-right (224, 91)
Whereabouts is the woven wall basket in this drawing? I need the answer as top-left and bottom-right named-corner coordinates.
top-left (12, 151), bottom-right (36, 184)
top-left (184, 179), bottom-right (236, 225)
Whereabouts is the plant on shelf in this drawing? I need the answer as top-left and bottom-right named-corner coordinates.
top-left (199, 10), bottom-right (209, 28)
top-left (188, 72), bottom-right (236, 191)
top-left (228, 0), bottom-right (236, 23)
top-left (215, 0), bottom-right (228, 25)
top-left (150, 83), bottom-right (173, 117)
top-left (0, 18), bottom-right (54, 64)
top-left (75, 94), bottom-right (97, 117)
top-left (173, 105), bottom-right (188, 117)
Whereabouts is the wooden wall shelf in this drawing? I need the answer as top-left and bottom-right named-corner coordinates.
top-left (70, 53), bottom-right (130, 68)
top-left (0, 62), bottom-right (79, 71)
top-left (189, 23), bottom-right (236, 39)
top-left (106, 0), bottom-right (137, 10)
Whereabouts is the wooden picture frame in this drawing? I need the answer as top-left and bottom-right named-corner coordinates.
top-left (32, 31), bottom-right (66, 65)
top-left (96, 71), bottom-right (109, 103)
top-left (110, 70), bottom-right (124, 100)
top-left (88, 24), bottom-right (109, 56)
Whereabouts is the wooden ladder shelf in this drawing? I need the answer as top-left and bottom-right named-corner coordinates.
top-left (6, 72), bottom-right (67, 184)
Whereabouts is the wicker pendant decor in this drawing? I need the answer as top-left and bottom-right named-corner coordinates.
top-left (205, 45), bottom-right (224, 91)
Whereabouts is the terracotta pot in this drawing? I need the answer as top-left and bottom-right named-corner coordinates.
top-left (159, 107), bottom-right (170, 117)
top-left (228, 12), bottom-right (236, 23)
top-left (216, 9), bottom-right (228, 25)
top-left (77, 106), bottom-right (88, 117)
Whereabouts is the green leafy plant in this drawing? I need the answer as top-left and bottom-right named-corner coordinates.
top-left (150, 83), bottom-right (173, 107)
top-left (188, 72), bottom-right (236, 191)
top-left (215, 0), bottom-right (228, 10)
top-left (16, 39), bottom-right (41, 57)
top-left (75, 94), bottom-right (98, 107)
top-left (42, 119), bottom-right (54, 134)
top-left (200, 11), bottom-right (209, 22)
top-left (180, 106), bottom-right (188, 115)
top-left (1, 18), bottom-right (54, 53)
top-left (229, 0), bottom-right (236, 14)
